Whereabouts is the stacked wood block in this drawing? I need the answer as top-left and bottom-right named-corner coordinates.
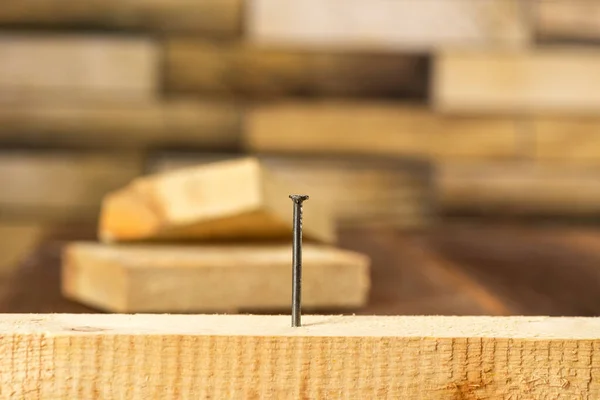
top-left (63, 157), bottom-right (371, 313)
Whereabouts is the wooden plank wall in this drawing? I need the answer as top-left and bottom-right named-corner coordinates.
top-left (1, 0), bottom-right (598, 226)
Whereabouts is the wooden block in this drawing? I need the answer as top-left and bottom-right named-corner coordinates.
top-left (1, 314), bottom-right (600, 398)
top-left (165, 40), bottom-right (427, 98)
top-left (62, 242), bottom-right (369, 312)
top-left (150, 154), bottom-right (433, 229)
top-left (434, 50), bottom-right (600, 113)
top-left (0, 0), bottom-right (241, 36)
top-left (533, 120), bottom-right (600, 165)
top-left (246, 102), bottom-right (522, 160)
top-left (0, 99), bottom-right (240, 150)
top-left (0, 153), bottom-right (143, 221)
top-left (249, 0), bottom-right (529, 51)
top-left (0, 35), bottom-right (158, 100)
top-left (437, 162), bottom-right (600, 216)
top-left (534, 0), bottom-right (600, 41)
top-left (99, 157), bottom-right (336, 243)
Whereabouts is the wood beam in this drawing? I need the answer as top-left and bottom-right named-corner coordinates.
top-left (245, 102), bottom-right (522, 160)
top-left (434, 50), bottom-right (600, 113)
top-left (0, 99), bottom-right (240, 150)
top-left (62, 242), bottom-right (370, 312)
top-left (99, 157), bottom-right (335, 243)
top-left (249, 0), bottom-right (529, 51)
top-left (1, 314), bottom-right (599, 398)
top-left (0, 34), bottom-right (157, 100)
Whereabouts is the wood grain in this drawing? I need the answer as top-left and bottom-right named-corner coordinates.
top-left (434, 50), bottom-right (600, 113)
top-left (0, 99), bottom-right (240, 150)
top-left (62, 242), bottom-right (370, 312)
top-left (246, 102), bottom-right (522, 160)
top-left (0, 153), bottom-right (143, 221)
top-left (0, 34), bottom-right (157, 100)
top-left (0, 0), bottom-right (242, 35)
top-left (165, 40), bottom-right (427, 98)
top-left (437, 162), bottom-right (600, 216)
top-left (535, 0), bottom-right (600, 41)
top-left (249, 0), bottom-right (529, 51)
top-left (150, 154), bottom-right (433, 229)
top-left (99, 157), bottom-right (335, 243)
top-left (0, 314), bottom-right (599, 398)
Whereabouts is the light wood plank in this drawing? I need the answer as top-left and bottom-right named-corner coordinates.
top-left (62, 242), bottom-right (369, 312)
top-left (0, 99), bottom-right (240, 150)
top-left (534, 120), bottom-right (600, 165)
top-left (434, 50), bottom-right (600, 113)
top-left (438, 162), bottom-right (600, 216)
top-left (0, 153), bottom-right (143, 221)
top-left (249, 0), bottom-right (529, 51)
top-left (0, 314), bottom-right (599, 398)
top-left (150, 154), bottom-right (432, 229)
top-left (166, 40), bottom-right (427, 98)
top-left (99, 157), bottom-right (335, 243)
top-left (246, 102), bottom-right (521, 160)
top-left (0, 0), bottom-right (241, 35)
top-left (535, 0), bottom-right (600, 41)
top-left (0, 34), bottom-right (158, 100)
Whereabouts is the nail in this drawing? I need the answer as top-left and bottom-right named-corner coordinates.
top-left (289, 194), bottom-right (309, 327)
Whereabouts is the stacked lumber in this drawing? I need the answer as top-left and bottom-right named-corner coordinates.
top-left (427, 2), bottom-right (600, 216)
top-left (0, 0), bottom-right (242, 35)
top-left (63, 157), bottom-right (371, 313)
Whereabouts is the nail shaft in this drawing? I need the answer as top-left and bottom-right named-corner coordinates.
top-left (289, 194), bottom-right (309, 327)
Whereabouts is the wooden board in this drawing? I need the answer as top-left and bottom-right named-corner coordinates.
top-left (437, 162), bottom-right (600, 216)
top-left (533, 121), bottom-right (600, 165)
top-left (0, 34), bottom-right (157, 100)
top-left (0, 0), bottom-right (241, 36)
top-left (62, 242), bottom-right (370, 312)
top-left (0, 153), bottom-right (143, 221)
top-left (1, 314), bottom-right (599, 398)
top-left (0, 99), bottom-right (240, 150)
top-left (434, 50), bottom-right (600, 113)
top-left (246, 102), bottom-right (522, 160)
top-left (249, 0), bottom-right (529, 51)
top-left (150, 154), bottom-right (433, 229)
top-left (534, 0), bottom-right (600, 41)
top-left (99, 157), bottom-right (335, 243)
top-left (165, 40), bottom-right (427, 98)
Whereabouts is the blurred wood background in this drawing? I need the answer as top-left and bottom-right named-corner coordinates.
top-left (1, 0), bottom-right (600, 316)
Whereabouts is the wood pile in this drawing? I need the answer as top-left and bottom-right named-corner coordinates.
top-left (0, 0), bottom-right (597, 226)
top-left (62, 157), bottom-right (371, 313)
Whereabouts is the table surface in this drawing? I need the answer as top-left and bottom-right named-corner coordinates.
top-left (1, 221), bottom-right (599, 316)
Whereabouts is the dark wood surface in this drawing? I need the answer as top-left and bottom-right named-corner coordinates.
top-left (0, 222), bottom-right (599, 316)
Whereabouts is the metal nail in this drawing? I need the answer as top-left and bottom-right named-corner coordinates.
top-left (289, 194), bottom-right (309, 327)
